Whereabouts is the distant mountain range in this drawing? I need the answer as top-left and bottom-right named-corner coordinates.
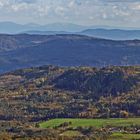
top-left (0, 21), bottom-right (140, 40)
top-left (0, 22), bottom-right (87, 33)
top-left (80, 29), bottom-right (140, 40)
top-left (0, 34), bottom-right (140, 73)
top-left (25, 29), bottom-right (140, 40)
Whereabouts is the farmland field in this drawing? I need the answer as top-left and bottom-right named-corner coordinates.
top-left (39, 118), bottom-right (140, 140)
top-left (109, 133), bottom-right (140, 140)
top-left (39, 118), bottom-right (140, 128)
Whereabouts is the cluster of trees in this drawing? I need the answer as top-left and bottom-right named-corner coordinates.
top-left (54, 67), bottom-right (138, 98)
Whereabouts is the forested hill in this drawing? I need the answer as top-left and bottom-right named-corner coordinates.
top-left (0, 34), bottom-right (140, 73)
top-left (1, 65), bottom-right (140, 121)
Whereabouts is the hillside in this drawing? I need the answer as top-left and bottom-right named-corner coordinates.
top-left (0, 34), bottom-right (140, 73)
top-left (1, 65), bottom-right (140, 120)
top-left (0, 65), bottom-right (140, 139)
top-left (0, 65), bottom-right (140, 138)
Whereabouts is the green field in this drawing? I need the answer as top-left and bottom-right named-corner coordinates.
top-left (109, 133), bottom-right (140, 140)
top-left (39, 118), bottom-right (140, 139)
top-left (39, 118), bottom-right (140, 128)
top-left (60, 131), bottom-right (82, 137)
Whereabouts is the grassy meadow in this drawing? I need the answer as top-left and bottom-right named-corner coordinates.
top-left (39, 118), bottom-right (140, 128)
top-left (39, 118), bottom-right (140, 140)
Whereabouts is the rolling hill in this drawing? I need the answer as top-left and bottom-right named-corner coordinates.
top-left (1, 65), bottom-right (140, 120)
top-left (0, 65), bottom-right (140, 139)
top-left (0, 34), bottom-right (140, 73)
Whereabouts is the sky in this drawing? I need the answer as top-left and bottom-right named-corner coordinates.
top-left (0, 0), bottom-right (140, 27)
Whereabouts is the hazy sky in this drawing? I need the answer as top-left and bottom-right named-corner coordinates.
top-left (0, 0), bottom-right (140, 27)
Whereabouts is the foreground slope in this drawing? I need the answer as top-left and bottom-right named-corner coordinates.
top-left (0, 65), bottom-right (140, 121)
top-left (0, 65), bottom-right (140, 139)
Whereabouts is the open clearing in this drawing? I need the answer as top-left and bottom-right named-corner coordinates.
top-left (39, 118), bottom-right (140, 128)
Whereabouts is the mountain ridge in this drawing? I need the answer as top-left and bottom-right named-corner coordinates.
top-left (0, 21), bottom-right (140, 39)
top-left (23, 28), bottom-right (140, 40)
top-left (0, 34), bottom-right (140, 73)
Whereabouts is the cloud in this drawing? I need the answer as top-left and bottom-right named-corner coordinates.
top-left (102, 0), bottom-right (140, 2)
top-left (14, 0), bottom-right (37, 3)
top-left (0, 0), bottom-right (139, 27)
